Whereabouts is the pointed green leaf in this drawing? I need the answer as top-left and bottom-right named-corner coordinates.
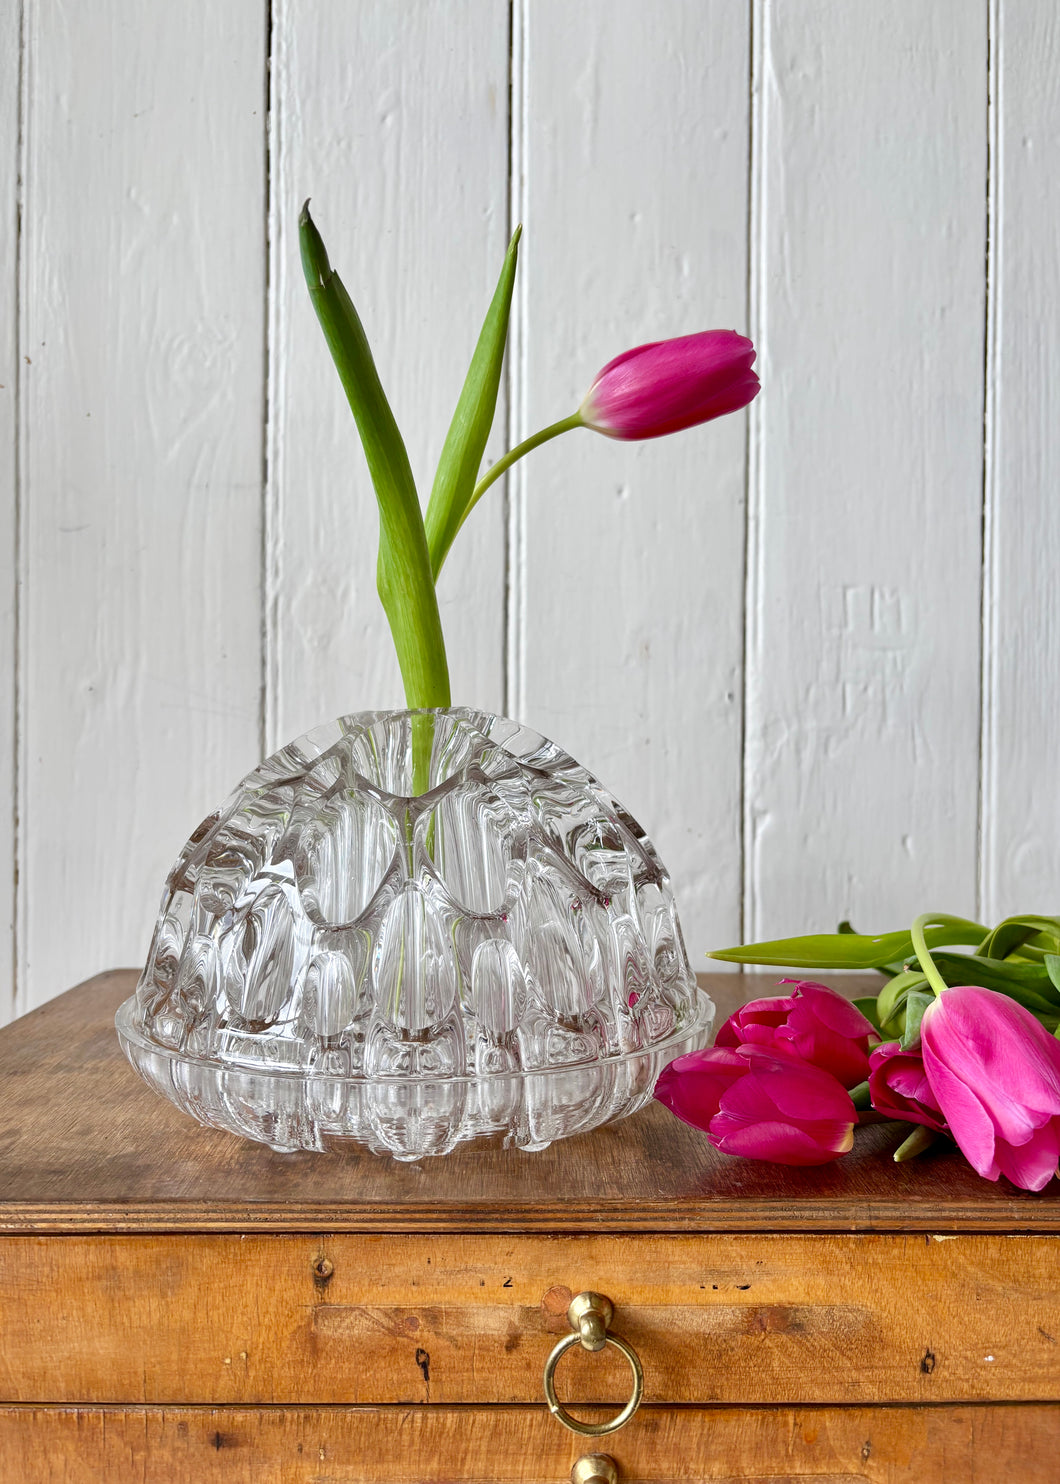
top-left (929, 950), bottom-right (1060, 1007)
top-left (425, 227), bottom-right (522, 579)
top-left (976, 915), bottom-right (1060, 961)
top-left (839, 921), bottom-right (906, 977)
top-left (900, 989), bottom-right (934, 1049)
top-left (1045, 954), bottom-right (1060, 994)
top-left (876, 970), bottom-right (930, 1038)
top-left (709, 917), bottom-right (985, 970)
top-left (299, 202), bottom-right (450, 709)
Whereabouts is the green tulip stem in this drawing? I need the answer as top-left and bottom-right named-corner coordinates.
top-left (455, 413), bottom-right (585, 538)
top-left (910, 914), bottom-right (950, 999)
top-left (894, 1124), bottom-right (939, 1163)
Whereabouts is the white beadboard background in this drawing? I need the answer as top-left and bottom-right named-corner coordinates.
top-left (2, 0), bottom-right (1058, 1022)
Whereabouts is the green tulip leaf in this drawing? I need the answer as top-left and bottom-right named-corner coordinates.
top-left (900, 989), bottom-right (934, 1049)
top-left (1045, 954), bottom-right (1060, 994)
top-left (838, 920), bottom-right (904, 976)
top-left (927, 950), bottom-right (1060, 1008)
top-left (299, 202), bottom-right (450, 710)
top-left (425, 228), bottom-right (521, 580)
top-left (709, 916), bottom-right (985, 970)
top-left (876, 970), bottom-right (930, 1038)
top-left (976, 915), bottom-right (1060, 962)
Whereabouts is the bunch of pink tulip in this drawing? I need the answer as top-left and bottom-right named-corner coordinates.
top-left (655, 981), bottom-right (873, 1167)
top-left (657, 913), bottom-right (1060, 1191)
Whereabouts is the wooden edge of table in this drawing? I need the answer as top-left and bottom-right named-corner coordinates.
top-left (5, 1198), bottom-right (1060, 1235)
top-left (2, 969), bottom-right (1060, 1235)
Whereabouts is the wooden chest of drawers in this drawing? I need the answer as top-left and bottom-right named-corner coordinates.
top-left (1, 970), bottom-right (1059, 1481)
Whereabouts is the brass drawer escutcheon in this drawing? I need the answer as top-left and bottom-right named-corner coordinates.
top-left (571, 1454), bottom-right (619, 1484)
top-left (543, 1291), bottom-right (643, 1437)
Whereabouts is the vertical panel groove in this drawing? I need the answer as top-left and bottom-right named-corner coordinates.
top-left (11, 0), bottom-right (27, 1017)
top-left (258, 0), bottom-right (275, 765)
top-left (742, 0), bottom-right (767, 951)
top-left (978, 0), bottom-right (1001, 923)
top-left (504, 0), bottom-right (529, 724)
top-left (501, 0), bottom-right (514, 721)
top-left (263, 0), bottom-right (286, 758)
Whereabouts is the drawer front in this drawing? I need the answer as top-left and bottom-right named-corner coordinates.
top-left (1, 1403), bottom-right (1058, 1482)
top-left (2, 1233), bottom-right (1059, 1406)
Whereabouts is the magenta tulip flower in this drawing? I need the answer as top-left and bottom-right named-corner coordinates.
top-left (654, 1043), bottom-right (856, 1166)
top-left (869, 1041), bottom-right (947, 1132)
top-left (920, 987), bottom-right (1060, 1191)
top-left (579, 330), bottom-right (759, 441)
top-left (714, 979), bottom-right (875, 1089)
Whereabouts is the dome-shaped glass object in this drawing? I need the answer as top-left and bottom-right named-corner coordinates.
top-left (117, 709), bottom-right (712, 1157)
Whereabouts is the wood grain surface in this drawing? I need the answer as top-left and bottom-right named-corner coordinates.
top-left (2, 971), bottom-right (1060, 1234)
top-left (1, 1229), bottom-right (1057, 1405)
top-left (1, 1403), bottom-right (1057, 1482)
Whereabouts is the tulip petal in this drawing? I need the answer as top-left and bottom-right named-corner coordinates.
top-left (653, 1046), bottom-right (746, 1131)
top-left (581, 331), bottom-right (759, 441)
top-left (868, 1041), bottom-right (948, 1131)
top-left (781, 1022), bottom-right (870, 1089)
top-left (922, 990), bottom-right (1060, 1146)
top-left (710, 1117), bottom-right (853, 1166)
top-left (782, 981), bottom-right (877, 1039)
top-left (919, 1052), bottom-right (1001, 1180)
top-left (993, 1124), bottom-right (1060, 1192)
top-left (714, 998), bottom-right (789, 1049)
top-left (715, 983), bottom-right (871, 1087)
top-left (919, 988), bottom-right (1060, 1188)
top-left (887, 1061), bottom-right (934, 1103)
top-left (725, 1066), bottom-right (854, 1125)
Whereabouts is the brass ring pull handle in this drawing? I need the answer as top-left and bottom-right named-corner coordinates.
top-left (543, 1291), bottom-right (644, 1438)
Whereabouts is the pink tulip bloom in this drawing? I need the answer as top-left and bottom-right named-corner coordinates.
top-left (579, 330), bottom-right (759, 440)
top-left (920, 986), bottom-right (1060, 1191)
top-left (869, 1041), bottom-right (947, 1132)
top-left (714, 979), bottom-right (875, 1089)
top-left (654, 1043), bottom-right (856, 1166)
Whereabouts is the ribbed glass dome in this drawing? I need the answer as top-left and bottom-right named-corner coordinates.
top-left (117, 709), bottom-right (712, 1157)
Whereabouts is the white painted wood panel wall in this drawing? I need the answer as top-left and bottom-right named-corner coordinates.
top-left (2, 0), bottom-right (1058, 1021)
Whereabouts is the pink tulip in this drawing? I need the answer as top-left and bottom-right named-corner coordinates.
top-left (579, 330), bottom-right (759, 440)
top-left (920, 986), bottom-right (1060, 1191)
top-left (714, 979), bottom-right (875, 1089)
top-left (654, 1043), bottom-right (856, 1166)
top-left (868, 1042), bottom-right (947, 1132)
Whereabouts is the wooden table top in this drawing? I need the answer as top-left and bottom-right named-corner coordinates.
top-left (1, 969), bottom-right (1058, 1236)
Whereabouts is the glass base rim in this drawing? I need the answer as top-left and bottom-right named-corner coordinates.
top-left (115, 988), bottom-right (714, 1091)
